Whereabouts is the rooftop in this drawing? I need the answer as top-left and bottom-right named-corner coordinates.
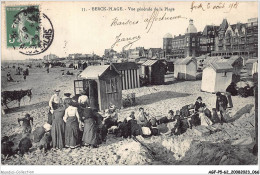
top-left (79, 65), bottom-right (110, 79)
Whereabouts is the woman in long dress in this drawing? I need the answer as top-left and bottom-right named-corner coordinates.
top-left (63, 99), bottom-right (81, 148)
top-left (82, 107), bottom-right (98, 148)
top-left (51, 106), bottom-right (65, 149)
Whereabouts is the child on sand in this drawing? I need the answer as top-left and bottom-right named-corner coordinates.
top-left (18, 113), bottom-right (33, 134)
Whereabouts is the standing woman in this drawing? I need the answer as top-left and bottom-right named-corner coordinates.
top-left (78, 90), bottom-right (89, 108)
top-left (48, 90), bottom-right (62, 125)
top-left (63, 93), bottom-right (72, 109)
top-left (82, 107), bottom-right (98, 148)
top-left (63, 99), bottom-right (81, 149)
top-left (51, 105), bottom-right (66, 149)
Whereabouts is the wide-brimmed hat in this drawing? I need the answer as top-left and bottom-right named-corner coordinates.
top-left (64, 93), bottom-right (71, 97)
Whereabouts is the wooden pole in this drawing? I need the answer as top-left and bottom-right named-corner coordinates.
top-left (253, 73), bottom-right (258, 156)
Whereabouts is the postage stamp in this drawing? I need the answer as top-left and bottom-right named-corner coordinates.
top-left (5, 5), bottom-right (54, 55)
top-left (6, 6), bottom-right (40, 48)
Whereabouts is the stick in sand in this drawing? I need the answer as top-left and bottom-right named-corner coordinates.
top-left (132, 136), bottom-right (156, 155)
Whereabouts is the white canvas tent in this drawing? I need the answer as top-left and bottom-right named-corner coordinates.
top-left (201, 62), bottom-right (233, 93)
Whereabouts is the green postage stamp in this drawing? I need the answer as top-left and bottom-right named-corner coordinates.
top-left (6, 6), bottom-right (40, 48)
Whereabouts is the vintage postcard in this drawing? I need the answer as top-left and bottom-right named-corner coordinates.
top-left (1, 0), bottom-right (259, 174)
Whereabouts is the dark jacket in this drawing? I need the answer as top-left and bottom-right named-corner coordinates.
top-left (172, 116), bottom-right (189, 135)
top-left (180, 105), bottom-right (190, 117)
top-left (1, 141), bottom-right (14, 156)
top-left (226, 84), bottom-right (237, 96)
top-left (216, 94), bottom-right (228, 111)
top-left (128, 119), bottom-right (143, 137)
top-left (33, 126), bottom-right (45, 143)
top-left (19, 137), bottom-right (32, 154)
top-left (194, 102), bottom-right (203, 112)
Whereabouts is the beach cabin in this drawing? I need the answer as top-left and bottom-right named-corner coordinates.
top-left (201, 62), bottom-right (233, 93)
top-left (76, 65), bottom-right (122, 111)
top-left (252, 61), bottom-right (258, 75)
top-left (246, 59), bottom-right (258, 76)
top-left (141, 60), bottom-right (166, 85)
top-left (174, 57), bottom-right (197, 80)
top-left (225, 56), bottom-right (244, 75)
top-left (112, 62), bottom-right (140, 90)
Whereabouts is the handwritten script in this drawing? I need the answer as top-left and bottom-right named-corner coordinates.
top-left (110, 9), bottom-right (186, 50)
top-left (110, 10), bottom-right (186, 33)
top-left (111, 33), bottom-right (141, 50)
top-left (190, 1), bottom-right (239, 13)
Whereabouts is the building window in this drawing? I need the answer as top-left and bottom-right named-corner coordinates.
top-left (106, 78), bottom-right (117, 93)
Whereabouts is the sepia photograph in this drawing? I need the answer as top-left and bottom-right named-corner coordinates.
top-left (0, 0), bottom-right (259, 174)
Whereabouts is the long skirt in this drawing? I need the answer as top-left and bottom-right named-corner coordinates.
top-left (82, 118), bottom-right (98, 146)
top-left (47, 102), bottom-right (59, 125)
top-left (65, 116), bottom-right (79, 147)
top-left (51, 119), bottom-right (65, 149)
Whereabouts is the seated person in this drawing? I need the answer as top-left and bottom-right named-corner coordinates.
top-left (195, 96), bottom-right (203, 112)
top-left (173, 110), bottom-right (181, 121)
top-left (103, 105), bottom-right (119, 128)
top-left (199, 108), bottom-right (213, 126)
top-left (18, 133), bottom-right (32, 155)
top-left (211, 108), bottom-right (221, 124)
top-left (33, 123), bottom-right (51, 143)
top-left (39, 132), bottom-right (52, 153)
top-left (190, 110), bottom-right (201, 127)
top-left (201, 103), bottom-right (212, 121)
top-left (136, 107), bottom-right (149, 127)
top-left (158, 110), bottom-right (174, 124)
top-left (171, 115), bottom-right (189, 136)
top-left (1, 136), bottom-right (14, 157)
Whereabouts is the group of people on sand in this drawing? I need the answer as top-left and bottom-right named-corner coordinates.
top-left (1, 87), bottom-right (232, 157)
top-left (107, 91), bottom-right (232, 138)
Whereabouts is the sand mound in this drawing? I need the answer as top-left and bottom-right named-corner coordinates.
top-left (116, 140), bottom-right (153, 165)
top-left (179, 141), bottom-right (257, 165)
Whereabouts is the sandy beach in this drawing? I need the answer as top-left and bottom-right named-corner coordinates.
top-left (1, 66), bottom-right (257, 165)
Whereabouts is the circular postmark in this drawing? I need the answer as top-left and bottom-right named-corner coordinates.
top-left (6, 6), bottom-right (54, 55)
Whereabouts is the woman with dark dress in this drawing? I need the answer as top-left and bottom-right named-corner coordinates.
top-left (82, 107), bottom-right (98, 148)
top-left (51, 106), bottom-right (66, 149)
top-left (63, 99), bottom-right (81, 149)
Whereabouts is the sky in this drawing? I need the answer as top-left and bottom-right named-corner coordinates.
top-left (1, 1), bottom-right (258, 60)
